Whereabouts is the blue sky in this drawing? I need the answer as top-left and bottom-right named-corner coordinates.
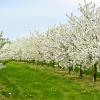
top-left (0, 0), bottom-right (100, 40)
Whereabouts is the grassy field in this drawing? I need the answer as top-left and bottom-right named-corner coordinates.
top-left (0, 62), bottom-right (100, 100)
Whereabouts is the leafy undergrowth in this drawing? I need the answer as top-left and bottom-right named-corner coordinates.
top-left (0, 62), bottom-right (100, 100)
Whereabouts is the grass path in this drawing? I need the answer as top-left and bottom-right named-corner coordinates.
top-left (0, 62), bottom-right (100, 100)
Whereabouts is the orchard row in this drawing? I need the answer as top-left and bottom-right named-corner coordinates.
top-left (0, 1), bottom-right (100, 82)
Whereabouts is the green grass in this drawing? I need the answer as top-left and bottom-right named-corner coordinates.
top-left (0, 62), bottom-right (100, 100)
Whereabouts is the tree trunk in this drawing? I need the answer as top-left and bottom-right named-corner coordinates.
top-left (48, 63), bottom-right (49, 67)
top-left (79, 65), bottom-right (83, 77)
top-left (93, 63), bottom-right (97, 82)
top-left (42, 62), bottom-right (43, 66)
top-left (68, 67), bottom-right (71, 74)
top-left (51, 60), bottom-right (55, 68)
top-left (58, 63), bottom-right (61, 69)
top-left (72, 66), bottom-right (75, 71)
top-left (52, 62), bottom-right (55, 68)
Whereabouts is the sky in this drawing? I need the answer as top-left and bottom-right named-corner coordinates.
top-left (0, 0), bottom-right (100, 40)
